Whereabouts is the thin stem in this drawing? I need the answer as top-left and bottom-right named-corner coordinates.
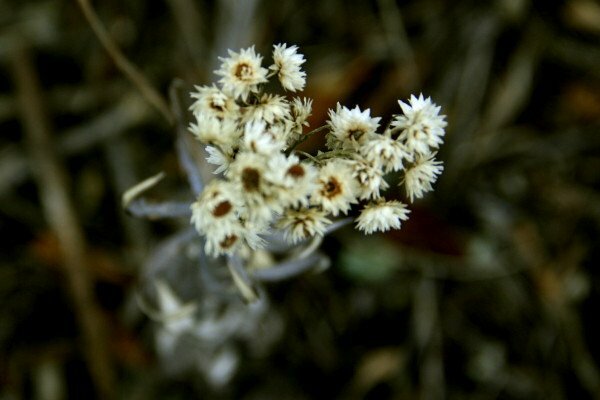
top-left (10, 45), bottom-right (115, 400)
top-left (170, 80), bottom-right (209, 194)
top-left (295, 235), bottom-right (323, 260)
top-left (315, 149), bottom-right (354, 161)
top-left (252, 252), bottom-right (325, 282)
top-left (287, 125), bottom-right (329, 152)
top-left (126, 199), bottom-right (192, 219)
top-left (226, 256), bottom-right (259, 303)
top-left (75, 0), bottom-right (174, 125)
top-left (296, 150), bottom-right (321, 164)
top-left (324, 217), bottom-right (353, 235)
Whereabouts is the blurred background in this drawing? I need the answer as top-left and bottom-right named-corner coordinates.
top-left (1, 0), bottom-right (600, 398)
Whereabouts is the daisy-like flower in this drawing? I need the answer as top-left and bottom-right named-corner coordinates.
top-left (287, 97), bottom-right (313, 145)
top-left (326, 104), bottom-right (381, 151)
top-left (228, 151), bottom-right (277, 208)
top-left (241, 120), bottom-right (286, 155)
top-left (189, 114), bottom-right (239, 147)
top-left (264, 153), bottom-right (318, 208)
top-left (210, 151), bottom-right (279, 229)
top-left (276, 207), bottom-right (331, 244)
top-left (290, 97), bottom-right (312, 128)
top-left (391, 94), bottom-right (447, 155)
top-left (270, 43), bottom-right (306, 92)
top-left (355, 200), bottom-right (410, 234)
top-left (242, 94), bottom-right (291, 124)
top-left (205, 145), bottom-right (236, 175)
top-left (402, 153), bottom-right (444, 202)
top-left (190, 180), bottom-right (242, 229)
top-left (349, 156), bottom-right (389, 200)
top-left (204, 226), bottom-right (245, 257)
top-left (311, 159), bottom-right (359, 216)
top-left (360, 134), bottom-right (411, 173)
top-left (215, 46), bottom-right (268, 100)
top-left (189, 85), bottom-right (239, 119)
top-left (190, 180), bottom-right (246, 257)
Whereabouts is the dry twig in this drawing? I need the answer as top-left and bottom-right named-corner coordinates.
top-left (10, 44), bottom-right (116, 400)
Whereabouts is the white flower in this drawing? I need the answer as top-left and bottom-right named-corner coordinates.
top-left (190, 180), bottom-right (243, 234)
top-left (287, 97), bottom-right (313, 145)
top-left (241, 120), bottom-right (286, 155)
top-left (290, 97), bottom-right (312, 128)
top-left (269, 120), bottom-right (295, 145)
top-left (311, 159), bottom-right (359, 216)
top-left (240, 221), bottom-right (268, 250)
top-left (241, 198), bottom-right (276, 229)
top-left (189, 114), bottom-right (240, 146)
top-left (264, 154), bottom-right (318, 208)
top-left (204, 228), bottom-right (245, 257)
top-left (270, 43), bottom-right (306, 92)
top-left (391, 94), bottom-right (447, 155)
top-left (276, 207), bottom-right (331, 244)
top-left (349, 156), bottom-right (389, 200)
top-left (205, 145), bottom-right (235, 175)
top-left (355, 200), bottom-right (410, 234)
top-left (360, 134), bottom-right (411, 172)
top-left (326, 104), bottom-right (381, 151)
top-left (227, 151), bottom-right (267, 191)
top-left (189, 85), bottom-right (239, 119)
top-left (402, 153), bottom-right (444, 202)
top-left (215, 46), bottom-right (268, 100)
top-left (241, 94), bottom-right (291, 124)
top-left (227, 152), bottom-right (280, 213)
top-left (190, 180), bottom-right (247, 256)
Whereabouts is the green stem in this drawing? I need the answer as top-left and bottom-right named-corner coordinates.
top-left (296, 151), bottom-right (321, 164)
top-left (287, 125), bottom-right (329, 153)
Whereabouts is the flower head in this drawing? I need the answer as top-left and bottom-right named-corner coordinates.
top-left (205, 145), bottom-right (235, 175)
top-left (215, 46), bottom-right (268, 100)
top-left (326, 104), bottom-right (381, 151)
top-left (190, 180), bottom-right (247, 256)
top-left (241, 93), bottom-right (291, 124)
top-left (290, 97), bottom-right (312, 127)
top-left (311, 159), bottom-right (359, 216)
top-left (276, 207), bottom-right (331, 244)
top-left (402, 153), bottom-right (444, 202)
top-left (391, 94), bottom-right (447, 155)
top-left (349, 156), bottom-right (389, 200)
top-left (355, 200), bottom-right (410, 234)
top-left (189, 114), bottom-right (240, 147)
top-left (270, 43), bottom-right (306, 92)
top-left (241, 120), bottom-right (286, 155)
top-left (264, 154), bottom-right (318, 208)
top-left (189, 85), bottom-right (239, 119)
top-left (360, 134), bottom-right (411, 173)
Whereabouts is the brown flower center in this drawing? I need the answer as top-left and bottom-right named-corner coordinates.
top-left (322, 177), bottom-right (342, 199)
top-left (210, 100), bottom-right (225, 113)
top-left (292, 218), bottom-right (311, 238)
top-left (348, 128), bottom-right (365, 140)
top-left (234, 63), bottom-right (252, 79)
top-left (242, 168), bottom-right (261, 192)
top-left (212, 201), bottom-right (232, 217)
top-left (219, 234), bottom-right (238, 249)
top-left (286, 164), bottom-right (305, 178)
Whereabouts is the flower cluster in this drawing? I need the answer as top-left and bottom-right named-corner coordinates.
top-left (189, 44), bottom-right (446, 257)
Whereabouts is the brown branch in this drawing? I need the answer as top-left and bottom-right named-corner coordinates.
top-left (10, 44), bottom-right (116, 400)
top-left (75, 0), bottom-right (174, 125)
